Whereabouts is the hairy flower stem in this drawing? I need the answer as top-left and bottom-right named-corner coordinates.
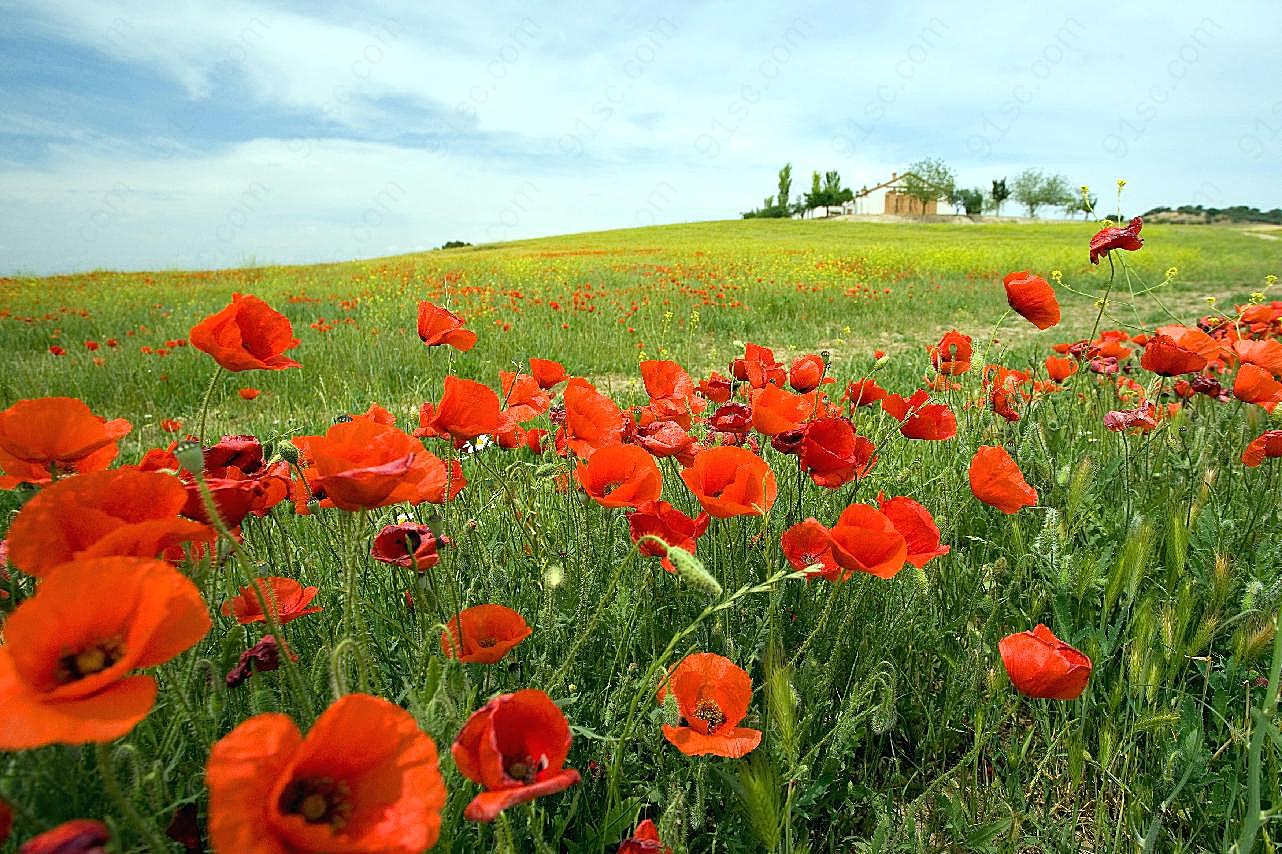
top-left (1233, 607), bottom-right (1282, 853)
top-left (190, 469), bottom-right (314, 721)
top-left (197, 366), bottom-right (224, 443)
top-left (96, 741), bottom-right (172, 853)
top-left (544, 545), bottom-right (641, 695)
top-left (1088, 256), bottom-right (1117, 344)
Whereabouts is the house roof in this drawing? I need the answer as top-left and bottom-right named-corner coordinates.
top-left (855, 172), bottom-right (950, 198)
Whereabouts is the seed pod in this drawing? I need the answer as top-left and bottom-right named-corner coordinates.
top-left (667, 546), bottom-right (721, 597)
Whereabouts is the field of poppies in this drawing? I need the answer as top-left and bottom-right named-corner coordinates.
top-left (1, 216), bottom-right (1281, 852)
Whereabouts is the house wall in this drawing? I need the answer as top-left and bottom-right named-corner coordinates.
top-left (884, 191), bottom-right (936, 216)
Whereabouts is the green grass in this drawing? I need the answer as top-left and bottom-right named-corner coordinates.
top-left (2, 219), bottom-right (1281, 852)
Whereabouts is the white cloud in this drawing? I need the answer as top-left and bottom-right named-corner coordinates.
top-left (2, 0), bottom-right (1278, 272)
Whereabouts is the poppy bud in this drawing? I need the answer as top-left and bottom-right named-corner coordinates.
top-left (667, 546), bottom-right (722, 597)
top-left (276, 442), bottom-right (299, 464)
top-left (174, 439), bottom-right (205, 473)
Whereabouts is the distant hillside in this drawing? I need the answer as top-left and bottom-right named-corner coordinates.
top-left (1143, 204), bottom-right (1282, 225)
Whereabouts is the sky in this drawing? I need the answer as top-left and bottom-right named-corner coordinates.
top-left (0, 0), bottom-right (1277, 274)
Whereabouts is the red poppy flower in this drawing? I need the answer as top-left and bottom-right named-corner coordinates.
top-left (999, 624), bottom-right (1092, 699)
top-left (6, 469), bottom-right (215, 578)
top-left (929, 330), bottom-right (973, 375)
top-left (221, 577), bottom-right (322, 625)
top-left (697, 371), bottom-right (733, 403)
top-left (441, 604), bottom-right (532, 663)
top-left (680, 446), bottom-right (777, 518)
top-left (452, 689), bottom-right (581, 821)
top-left (416, 376), bottom-right (505, 442)
top-left (1003, 271), bottom-right (1060, 330)
top-left (1089, 216), bottom-right (1143, 265)
top-left (529, 358), bottom-right (568, 389)
top-left (877, 494), bottom-right (949, 568)
top-left (788, 354), bottom-right (828, 392)
top-left (1234, 339), bottom-right (1282, 377)
top-left (658, 653), bottom-right (761, 758)
top-left (826, 504), bottom-right (908, 580)
top-left (844, 378), bottom-right (888, 408)
top-left (0, 556), bottom-right (210, 748)
top-left (189, 293), bottom-right (300, 372)
top-left (204, 434), bottom-right (264, 471)
top-left (1139, 334), bottom-right (1207, 376)
top-left (562, 379), bottom-right (626, 457)
top-left (0, 397), bottom-right (132, 488)
top-left (293, 418), bottom-right (464, 510)
top-left (0, 798), bottom-right (9, 847)
top-left (1103, 401), bottom-right (1161, 434)
top-left (634, 420), bottom-right (697, 464)
top-left (781, 519), bottom-right (838, 578)
top-left (730, 343), bottom-right (786, 388)
top-left (48, 345), bottom-right (66, 356)
top-left (628, 500), bottom-right (710, 572)
top-left (371, 522), bottom-right (447, 569)
top-left (709, 402), bottom-right (752, 435)
top-left (180, 466), bottom-right (269, 528)
top-left (500, 372), bottom-right (551, 423)
top-left (880, 390), bottom-right (957, 440)
top-left (750, 384), bottom-right (812, 436)
top-left (969, 446), bottom-right (1037, 513)
top-left (618, 819), bottom-right (671, 854)
top-left (417, 300), bottom-right (477, 352)
top-left (1234, 363), bottom-right (1282, 412)
top-left (208, 693), bottom-right (446, 853)
top-left (989, 387), bottom-right (1021, 422)
top-left (225, 634), bottom-right (296, 688)
top-left (160, 418), bottom-right (183, 433)
top-left (1155, 324), bottom-right (1222, 362)
top-left (1044, 356), bottom-right (1078, 382)
top-left (18, 819), bottom-right (110, 854)
top-left (798, 418), bottom-right (876, 489)
top-left (1243, 430), bottom-right (1282, 467)
top-left (238, 387), bottom-right (261, 400)
top-left (641, 359), bottom-right (705, 425)
top-left (576, 445), bottom-right (663, 508)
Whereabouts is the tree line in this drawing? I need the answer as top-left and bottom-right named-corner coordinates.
top-left (742, 158), bottom-right (1099, 219)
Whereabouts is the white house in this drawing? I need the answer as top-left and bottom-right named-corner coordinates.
top-left (843, 172), bottom-right (942, 216)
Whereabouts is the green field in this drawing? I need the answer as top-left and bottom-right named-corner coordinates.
top-left (2, 220), bottom-right (1282, 852)
top-left (3, 221), bottom-right (1275, 435)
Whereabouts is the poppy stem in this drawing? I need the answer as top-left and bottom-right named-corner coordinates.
top-left (189, 468), bottom-right (315, 721)
top-left (1233, 606), bottom-right (1282, 853)
top-left (544, 544), bottom-right (641, 695)
top-left (95, 741), bottom-right (172, 853)
top-left (197, 366), bottom-right (224, 443)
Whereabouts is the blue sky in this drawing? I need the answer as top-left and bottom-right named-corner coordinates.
top-left (1, 0), bottom-right (1277, 274)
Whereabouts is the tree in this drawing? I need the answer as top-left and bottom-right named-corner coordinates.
top-left (803, 169), bottom-right (853, 213)
top-left (1011, 169), bottom-right (1075, 218)
top-left (901, 158), bottom-right (956, 215)
top-left (777, 163), bottom-right (793, 215)
top-left (1064, 189), bottom-right (1099, 220)
top-left (951, 187), bottom-right (984, 216)
top-left (989, 178), bottom-right (1010, 216)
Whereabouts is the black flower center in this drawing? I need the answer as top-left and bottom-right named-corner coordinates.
top-left (504, 754), bottom-right (547, 784)
top-left (279, 777), bottom-right (353, 829)
top-left (57, 637), bottom-right (125, 683)
top-left (693, 698), bottom-right (727, 733)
